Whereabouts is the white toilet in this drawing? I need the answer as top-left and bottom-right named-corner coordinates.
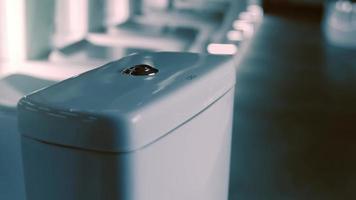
top-left (18, 52), bottom-right (236, 200)
top-left (324, 1), bottom-right (356, 49)
top-left (0, 74), bottom-right (56, 200)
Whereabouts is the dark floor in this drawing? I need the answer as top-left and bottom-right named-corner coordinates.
top-left (229, 15), bottom-right (356, 200)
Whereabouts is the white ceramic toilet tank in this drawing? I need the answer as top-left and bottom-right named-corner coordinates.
top-left (18, 52), bottom-right (236, 200)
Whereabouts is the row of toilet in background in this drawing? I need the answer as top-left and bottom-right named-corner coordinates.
top-left (0, 2), bottom-right (263, 200)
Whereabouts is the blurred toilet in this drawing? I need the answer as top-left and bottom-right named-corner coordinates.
top-left (324, 0), bottom-right (356, 49)
top-left (0, 74), bottom-right (56, 200)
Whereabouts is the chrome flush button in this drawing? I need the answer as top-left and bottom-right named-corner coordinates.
top-left (122, 64), bottom-right (159, 76)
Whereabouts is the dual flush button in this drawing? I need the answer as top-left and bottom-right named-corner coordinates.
top-left (122, 64), bottom-right (159, 76)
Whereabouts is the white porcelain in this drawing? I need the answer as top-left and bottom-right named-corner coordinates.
top-left (49, 39), bottom-right (154, 65)
top-left (0, 60), bottom-right (97, 200)
top-left (87, 25), bottom-right (194, 52)
top-left (19, 52), bottom-right (236, 200)
top-left (0, 111), bottom-right (25, 200)
top-left (19, 52), bottom-right (235, 151)
top-left (0, 74), bottom-right (55, 109)
top-left (324, 1), bottom-right (356, 48)
top-left (0, 73), bottom-right (58, 200)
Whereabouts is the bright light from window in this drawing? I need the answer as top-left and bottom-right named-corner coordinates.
top-left (2, 0), bottom-right (26, 62)
top-left (106, 0), bottom-right (129, 26)
top-left (207, 43), bottom-right (238, 55)
top-left (53, 0), bottom-right (88, 47)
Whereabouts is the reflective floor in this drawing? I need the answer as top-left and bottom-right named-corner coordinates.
top-left (229, 15), bottom-right (356, 199)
